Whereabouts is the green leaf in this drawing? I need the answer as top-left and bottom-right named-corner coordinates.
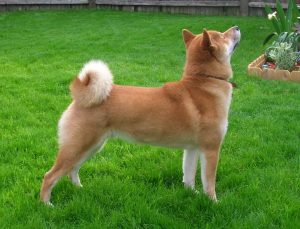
top-left (276, 0), bottom-right (287, 32)
top-left (265, 5), bottom-right (273, 15)
top-left (272, 18), bottom-right (281, 34)
top-left (286, 0), bottom-right (293, 32)
top-left (278, 32), bottom-right (288, 42)
top-left (265, 5), bottom-right (282, 33)
top-left (291, 0), bottom-right (300, 24)
top-left (263, 32), bottom-right (277, 45)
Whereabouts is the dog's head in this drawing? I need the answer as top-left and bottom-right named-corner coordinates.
top-left (182, 26), bottom-right (241, 79)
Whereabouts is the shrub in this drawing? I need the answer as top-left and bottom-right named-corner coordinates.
top-left (267, 42), bottom-right (300, 70)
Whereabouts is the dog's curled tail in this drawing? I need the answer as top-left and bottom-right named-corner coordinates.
top-left (70, 60), bottom-right (113, 108)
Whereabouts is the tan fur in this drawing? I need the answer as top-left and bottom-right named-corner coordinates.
top-left (40, 26), bottom-right (241, 205)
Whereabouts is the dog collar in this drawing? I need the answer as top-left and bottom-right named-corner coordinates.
top-left (201, 74), bottom-right (237, 88)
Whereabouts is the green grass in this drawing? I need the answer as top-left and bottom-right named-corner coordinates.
top-left (0, 9), bottom-right (299, 228)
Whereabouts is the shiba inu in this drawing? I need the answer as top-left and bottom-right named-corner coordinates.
top-left (40, 26), bottom-right (241, 205)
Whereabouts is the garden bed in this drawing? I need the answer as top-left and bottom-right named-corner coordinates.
top-left (248, 54), bottom-right (300, 83)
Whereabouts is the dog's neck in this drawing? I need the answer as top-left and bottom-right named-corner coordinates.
top-left (182, 73), bottom-right (237, 88)
top-left (182, 60), bottom-right (236, 88)
top-left (200, 73), bottom-right (237, 88)
top-left (183, 61), bottom-right (233, 81)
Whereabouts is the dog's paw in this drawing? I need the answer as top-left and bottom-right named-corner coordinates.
top-left (208, 194), bottom-right (218, 203)
top-left (75, 183), bottom-right (83, 188)
top-left (193, 189), bottom-right (200, 195)
top-left (45, 201), bottom-right (54, 208)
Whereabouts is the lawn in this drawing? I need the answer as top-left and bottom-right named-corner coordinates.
top-left (0, 9), bottom-right (299, 228)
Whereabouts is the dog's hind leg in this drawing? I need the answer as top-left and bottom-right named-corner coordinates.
top-left (40, 148), bottom-right (96, 205)
top-left (40, 154), bottom-right (69, 205)
top-left (40, 132), bottom-right (108, 205)
top-left (69, 136), bottom-right (108, 187)
top-left (69, 166), bottom-right (82, 187)
top-left (182, 148), bottom-right (199, 189)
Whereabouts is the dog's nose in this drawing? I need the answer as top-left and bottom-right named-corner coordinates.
top-left (233, 26), bottom-right (240, 31)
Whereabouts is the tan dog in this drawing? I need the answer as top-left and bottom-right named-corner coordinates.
top-left (41, 26), bottom-right (241, 205)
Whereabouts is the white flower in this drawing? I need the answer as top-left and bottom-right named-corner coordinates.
top-left (268, 11), bottom-right (277, 20)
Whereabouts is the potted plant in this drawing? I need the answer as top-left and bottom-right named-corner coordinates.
top-left (248, 0), bottom-right (300, 83)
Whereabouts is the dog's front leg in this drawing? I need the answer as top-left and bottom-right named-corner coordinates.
top-left (200, 149), bottom-right (220, 202)
top-left (182, 149), bottom-right (199, 189)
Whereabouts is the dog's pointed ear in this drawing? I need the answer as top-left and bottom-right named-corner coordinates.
top-left (202, 29), bottom-right (216, 52)
top-left (182, 29), bottom-right (195, 45)
top-left (202, 29), bottom-right (211, 48)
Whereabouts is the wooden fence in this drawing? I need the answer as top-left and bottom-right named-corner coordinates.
top-left (0, 0), bottom-right (299, 16)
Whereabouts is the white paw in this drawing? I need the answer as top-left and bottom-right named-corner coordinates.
top-left (76, 183), bottom-right (83, 188)
top-left (193, 189), bottom-right (200, 195)
top-left (45, 201), bottom-right (54, 207)
top-left (183, 182), bottom-right (195, 190)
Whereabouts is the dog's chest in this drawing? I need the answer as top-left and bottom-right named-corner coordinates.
top-left (190, 85), bottom-right (232, 117)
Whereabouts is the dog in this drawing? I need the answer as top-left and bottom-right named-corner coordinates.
top-left (40, 26), bottom-right (241, 205)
